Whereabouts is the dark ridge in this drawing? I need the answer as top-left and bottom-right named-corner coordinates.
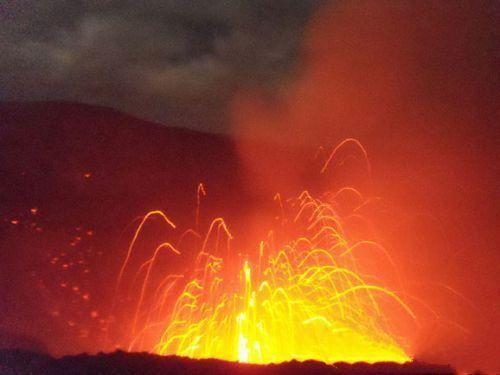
top-left (0, 100), bottom-right (243, 221)
top-left (0, 101), bottom-right (219, 138)
top-left (0, 100), bottom-right (311, 227)
top-left (0, 349), bottom-right (456, 375)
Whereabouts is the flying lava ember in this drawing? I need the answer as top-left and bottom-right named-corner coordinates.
top-left (112, 140), bottom-right (417, 364)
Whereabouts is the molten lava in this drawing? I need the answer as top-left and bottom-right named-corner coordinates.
top-left (113, 141), bottom-right (416, 364)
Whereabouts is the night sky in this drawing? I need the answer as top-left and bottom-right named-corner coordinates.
top-left (0, 0), bottom-right (323, 131)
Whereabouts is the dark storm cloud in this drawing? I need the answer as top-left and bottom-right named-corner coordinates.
top-left (0, 0), bottom-right (324, 131)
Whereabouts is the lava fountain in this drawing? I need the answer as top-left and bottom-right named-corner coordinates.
top-left (112, 140), bottom-right (416, 364)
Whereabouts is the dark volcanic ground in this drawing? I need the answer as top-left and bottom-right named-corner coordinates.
top-left (0, 350), bottom-right (456, 375)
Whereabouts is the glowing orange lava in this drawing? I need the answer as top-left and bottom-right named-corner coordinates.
top-left (114, 141), bottom-right (416, 364)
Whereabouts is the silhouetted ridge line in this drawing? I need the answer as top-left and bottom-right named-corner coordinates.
top-left (0, 349), bottom-right (456, 374)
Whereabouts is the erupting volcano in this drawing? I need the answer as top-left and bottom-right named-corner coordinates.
top-left (0, 0), bottom-right (497, 373)
top-left (112, 141), bottom-right (415, 365)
